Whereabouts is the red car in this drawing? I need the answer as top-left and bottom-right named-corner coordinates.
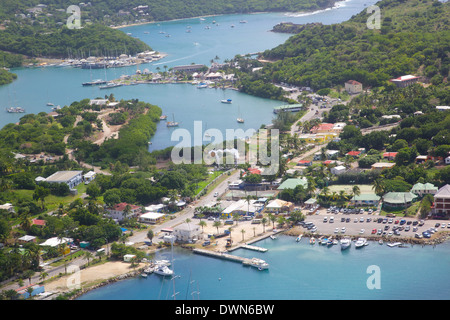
top-left (394, 220), bottom-right (399, 224)
top-left (371, 228), bottom-right (377, 234)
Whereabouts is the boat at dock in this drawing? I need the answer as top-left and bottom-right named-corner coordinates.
top-left (154, 265), bottom-right (174, 276)
top-left (6, 107), bottom-right (25, 113)
top-left (387, 242), bottom-right (403, 247)
top-left (309, 237), bottom-right (316, 245)
top-left (197, 83), bottom-right (208, 88)
top-left (270, 235), bottom-right (277, 240)
top-left (82, 79), bottom-right (107, 86)
top-left (243, 258), bottom-right (269, 270)
top-left (355, 238), bottom-right (368, 248)
top-left (296, 234), bottom-right (302, 242)
top-left (340, 238), bottom-right (351, 250)
top-left (160, 115), bottom-right (168, 120)
top-left (99, 82), bottom-right (123, 89)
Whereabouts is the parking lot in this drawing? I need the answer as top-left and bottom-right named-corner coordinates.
top-left (302, 207), bottom-right (448, 240)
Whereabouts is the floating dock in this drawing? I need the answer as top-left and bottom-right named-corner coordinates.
top-left (238, 244), bottom-right (268, 252)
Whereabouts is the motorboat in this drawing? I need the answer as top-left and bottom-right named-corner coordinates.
top-left (159, 115), bottom-right (168, 120)
top-left (221, 99), bottom-right (232, 104)
top-left (296, 234), bottom-right (302, 242)
top-left (237, 118), bottom-right (244, 123)
top-left (309, 237), bottom-right (315, 245)
top-left (378, 239), bottom-right (383, 245)
top-left (270, 235), bottom-right (277, 240)
top-left (140, 273), bottom-right (148, 278)
top-left (327, 239), bottom-right (333, 246)
top-left (355, 238), bottom-right (368, 248)
top-left (154, 265), bottom-right (174, 276)
top-left (320, 238), bottom-right (328, 245)
top-left (197, 83), bottom-right (208, 88)
top-left (244, 258), bottom-right (269, 270)
top-left (340, 238), bottom-right (351, 250)
top-left (387, 242), bottom-right (402, 247)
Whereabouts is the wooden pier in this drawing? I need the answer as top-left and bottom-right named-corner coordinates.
top-left (193, 248), bottom-right (248, 264)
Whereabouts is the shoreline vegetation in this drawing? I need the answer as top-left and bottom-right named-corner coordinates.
top-left (48, 226), bottom-right (449, 300)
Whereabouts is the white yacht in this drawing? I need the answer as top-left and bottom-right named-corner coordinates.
top-left (355, 238), bottom-right (368, 248)
top-left (245, 258), bottom-right (269, 270)
top-left (154, 265), bottom-right (174, 276)
top-left (340, 238), bottom-right (351, 250)
top-left (296, 234), bottom-right (302, 242)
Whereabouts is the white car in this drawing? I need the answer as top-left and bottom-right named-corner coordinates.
top-left (334, 228), bottom-right (339, 234)
top-left (214, 192), bottom-right (219, 197)
top-left (329, 217), bottom-right (334, 223)
top-left (323, 217), bottom-right (328, 222)
top-left (341, 227), bottom-right (346, 233)
top-left (359, 229), bottom-right (365, 234)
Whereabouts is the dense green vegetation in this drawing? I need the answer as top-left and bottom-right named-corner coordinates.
top-left (232, 0), bottom-right (449, 97)
top-left (0, 0), bottom-right (338, 27)
top-left (0, 24), bottom-right (151, 59)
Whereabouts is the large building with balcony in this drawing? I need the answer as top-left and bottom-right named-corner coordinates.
top-left (433, 184), bottom-right (450, 217)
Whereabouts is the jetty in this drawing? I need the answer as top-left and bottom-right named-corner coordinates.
top-left (193, 248), bottom-right (248, 263)
top-left (235, 244), bottom-right (268, 252)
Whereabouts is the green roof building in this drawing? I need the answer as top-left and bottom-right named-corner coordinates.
top-left (411, 182), bottom-right (438, 196)
top-left (277, 178), bottom-right (308, 190)
top-left (382, 192), bottom-right (418, 208)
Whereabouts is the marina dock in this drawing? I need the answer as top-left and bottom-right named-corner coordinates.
top-left (235, 244), bottom-right (268, 252)
top-left (193, 248), bottom-right (248, 263)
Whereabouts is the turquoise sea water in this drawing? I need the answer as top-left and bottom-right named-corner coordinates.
top-left (78, 235), bottom-right (450, 300)
top-left (0, 0), bottom-right (378, 151)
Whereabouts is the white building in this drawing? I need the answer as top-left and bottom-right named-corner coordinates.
top-left (331, 165), bottom-right (346, 175)
top-left (45, 171), bottom-right (83, 189)
top-left (173, 223), bottom-right (201, 243)
top-left (139, 212), bottom-right (165, 224)
top-left (106, 202), bottom-right (142, 222)
top-left (0, 203), bottom-right (15, 213)
top-left (345, 80), bottom-right (363, 94)
top-left (83, 171), bottom-right (96, 184)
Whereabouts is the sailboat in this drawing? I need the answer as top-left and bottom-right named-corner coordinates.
top-left (167, 114), bottom-right (179, 127)
top-left (237, 104), bottom-right (244, 123)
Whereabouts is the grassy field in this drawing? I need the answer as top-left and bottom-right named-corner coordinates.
top-left (327, 184), bottom-right (375, 194)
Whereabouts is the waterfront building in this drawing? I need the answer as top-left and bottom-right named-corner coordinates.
top-left (382, 192), bottom-right (418, 209)
top-left (173, 223), bottom-right (202, 243)
top-left (433, 184), bottom-right (450, 216)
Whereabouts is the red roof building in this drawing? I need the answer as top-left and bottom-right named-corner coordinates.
top-left (389, 75), bottom-right (419, 88)
top-left (107, 202), bottom-right (142, 222)
top-left (297, 160), bottom-right (312, 166)
top-left (310, 123), bottom-right (334, 133)
top-left (32, 219), bottom-right (46, 227)
top-left (383, 152), bottom-right (398, 160)
top-left (346, 151), bottom-right (361, 157)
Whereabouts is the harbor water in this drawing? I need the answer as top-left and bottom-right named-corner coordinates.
top-left (78, 235), bottom-right (450, 300)
top-left (0, 0), bottom-right (378, 151)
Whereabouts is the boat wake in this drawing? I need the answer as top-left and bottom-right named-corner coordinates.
top-left (284, 0), bottom-right (352, 18)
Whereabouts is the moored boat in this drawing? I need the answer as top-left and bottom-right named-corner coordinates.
top-left (237, 118), bottom-right (244, 123)
top-left (6, 107), bottom-right (25, 113)
top-left (355, 238), bottom-right (368, 248)
top-left (340, 238), bottom-right (351, 250)
top-left (244, 258), bottom-right (269, 270)
top-left (309, 237), bottom-right (315, 245)
top-left (221, 99), bottom-right (232, 104)
top-left (154, 265), bottom-right (174, 276)
top-left (296, 234), bottom-right (302, 242)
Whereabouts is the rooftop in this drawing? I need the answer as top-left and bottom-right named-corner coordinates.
top-left (277, 178), bottom-right (308, 190)
top-left (383, 192), bottom-right (417, 204)
top-left (45, 170), bottom-right (82, 182)
top-left (434, 184), bottom-right (450, 199)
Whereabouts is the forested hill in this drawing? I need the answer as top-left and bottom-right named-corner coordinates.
top-left (253, 0), bottom-right (449, 91)
top-left (0, 24), bottom-right (151, 59)
top-left (0, 0), bottom-right (338, 26)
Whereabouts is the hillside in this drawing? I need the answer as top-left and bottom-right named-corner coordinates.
top-left (242, 0), bottom-right (449, 92)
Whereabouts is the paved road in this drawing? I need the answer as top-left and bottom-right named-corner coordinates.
top-left (128, 170), bottom-right (241, 244)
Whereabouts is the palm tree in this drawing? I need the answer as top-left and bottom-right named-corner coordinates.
top-left (213, 221), bottom-right (222, 234)
top-left (372, 178), bottom-right (385, 196)
top-left (39, 271), bottom-right (49, 284)
top-left (240, 229), bottom-right (246, 242)
top-left (352, 185), bottom-right (361, 200)
top-left (83, 251), bottom-right (94, 266)
top-left (261, 217), bottom-right (267, 233)
top-left (198, 220), bottom-right (206, 233)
